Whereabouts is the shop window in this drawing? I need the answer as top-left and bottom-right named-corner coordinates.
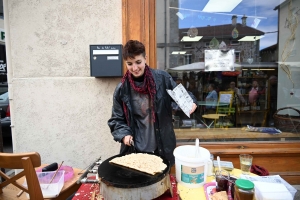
top-left (156, 0), bottom-right (300, 141)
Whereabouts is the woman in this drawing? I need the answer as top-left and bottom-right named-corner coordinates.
top-left (205, 83), bottom-right (218, 112)
top-left (248, 80), bottom-right (264, 104)
top-left (107, 40), bottom-right (198, 166)
top-left (248, 80), bottom-right (265, 126)
top-left (228, 81), bottom-right (245, 105)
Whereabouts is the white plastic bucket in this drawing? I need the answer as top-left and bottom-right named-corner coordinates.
top-left (173, 143), bottom-right (210, 188)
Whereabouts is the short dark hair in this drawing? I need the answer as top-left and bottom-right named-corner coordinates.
top-left (122, 40), bottom-right (146, 60)
top-left (209, 83), bottom-right (215, 89)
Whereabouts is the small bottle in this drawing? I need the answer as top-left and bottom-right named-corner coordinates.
top-left (207, 154), bottom-right (214, 176)
top-left (234, 179), bottom-right (255, 200)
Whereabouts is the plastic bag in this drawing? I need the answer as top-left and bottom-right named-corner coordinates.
top-left (246, 125), bottom-right (281, 134)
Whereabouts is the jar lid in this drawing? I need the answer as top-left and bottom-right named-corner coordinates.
top-left (235, 179), bottom-right (254, 190)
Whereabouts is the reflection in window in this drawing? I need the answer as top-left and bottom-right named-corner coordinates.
top-left (156, 0), bottom-right (300, 135)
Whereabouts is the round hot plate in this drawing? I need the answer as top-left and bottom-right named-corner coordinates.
top-left (98, 153), bottom-right (170, 188)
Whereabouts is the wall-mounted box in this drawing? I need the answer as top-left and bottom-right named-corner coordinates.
top-left (90, 44), bottom-right (123, 77)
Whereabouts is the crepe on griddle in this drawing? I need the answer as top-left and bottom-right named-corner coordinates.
top-left (109, 153), bottom-right (167, 175)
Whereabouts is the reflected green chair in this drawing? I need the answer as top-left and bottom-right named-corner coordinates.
top-left (203, 91), bottom-right (234, 128)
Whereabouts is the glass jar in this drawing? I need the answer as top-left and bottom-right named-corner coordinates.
top-left (215, 170), bottom-right (230, 192)
top-left (234, 179), bottom-right (254, 200)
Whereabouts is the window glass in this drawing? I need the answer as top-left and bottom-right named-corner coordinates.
top-left (0, 92), bottom-right (8, 101)
top-left (0, 84), bottom-right (8, 95)
top-left (156, 0), bottom-right (300, 142)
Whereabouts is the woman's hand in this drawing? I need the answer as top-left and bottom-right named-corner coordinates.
top-left (122, 135), bottom-right (133, 146)
top-left (190, 103), bottom-right (197, 114)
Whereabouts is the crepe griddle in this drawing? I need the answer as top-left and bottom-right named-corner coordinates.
top-left (98, 153), bottom-right (170, 188)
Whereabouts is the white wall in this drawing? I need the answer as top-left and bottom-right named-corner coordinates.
top-left (4, 0), bottom-right (121, 168)
top-left (0, 18), bottom-right (3, 29)
top-left (277, 0), bottom-right (300, 113)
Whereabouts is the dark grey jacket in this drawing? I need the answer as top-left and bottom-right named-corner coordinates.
top-left (107, 69), bottom-right (197, 166)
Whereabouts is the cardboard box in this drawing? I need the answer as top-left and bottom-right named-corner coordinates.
top-left (253, 181), bottom-right (293, 200)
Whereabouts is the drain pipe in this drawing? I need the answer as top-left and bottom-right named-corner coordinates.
top-left (164, 0), bottom-right (167, 70)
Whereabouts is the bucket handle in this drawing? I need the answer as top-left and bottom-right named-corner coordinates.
top-left (195, 138), bottom-right (200, 158)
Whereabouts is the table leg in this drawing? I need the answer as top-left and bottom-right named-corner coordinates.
top-left (200, 119), bottom-right (209, 128)
top-left (207, 121), bottom-right (214, 128)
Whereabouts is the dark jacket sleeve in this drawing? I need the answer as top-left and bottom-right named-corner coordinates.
top-left (107, 83), bottom-right (133, 143)
top-left (189, 91), bottom-right (198, 107)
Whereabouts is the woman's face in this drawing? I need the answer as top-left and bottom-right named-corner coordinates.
top-left (208, 85), bottom-right (212, 91)
top-left (252, 81), bottom-right (258, 87)
top-left (125, 54), bottom-right (146, 78)
top-left (230, 82), bottom-right (235, 89)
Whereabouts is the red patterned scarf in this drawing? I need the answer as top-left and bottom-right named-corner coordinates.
top-left (121, 65), bottom-right (156, 124)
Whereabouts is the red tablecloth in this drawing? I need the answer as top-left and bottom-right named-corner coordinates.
top-left (72, 175), bottom-right (179, 200)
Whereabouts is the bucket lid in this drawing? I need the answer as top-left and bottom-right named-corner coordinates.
top-left (173, 145), bottom-right (210, 162)
top-left (235, 179), bottom-right (254, 190)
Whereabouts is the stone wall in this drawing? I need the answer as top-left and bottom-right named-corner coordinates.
top-left (4, 0), bottom-right (122, 168)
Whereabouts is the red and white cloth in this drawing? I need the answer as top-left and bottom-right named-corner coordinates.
top-left (72, 175), bottom-right (179, 200)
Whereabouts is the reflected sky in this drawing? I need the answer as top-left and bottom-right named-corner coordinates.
top-left (174, 0), bottom-right (286, 50)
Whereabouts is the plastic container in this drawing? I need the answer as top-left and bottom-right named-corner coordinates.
top-left (23, 171), bottom-right (65, 199)
top-left (59, 166), bottom-right (74, 182)
top-left (36, 165), bottom-right (74, 182)
top-left (173, 139), bottom-right (210, 188)
top-left (234, 179), bottom-right (254, 200)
